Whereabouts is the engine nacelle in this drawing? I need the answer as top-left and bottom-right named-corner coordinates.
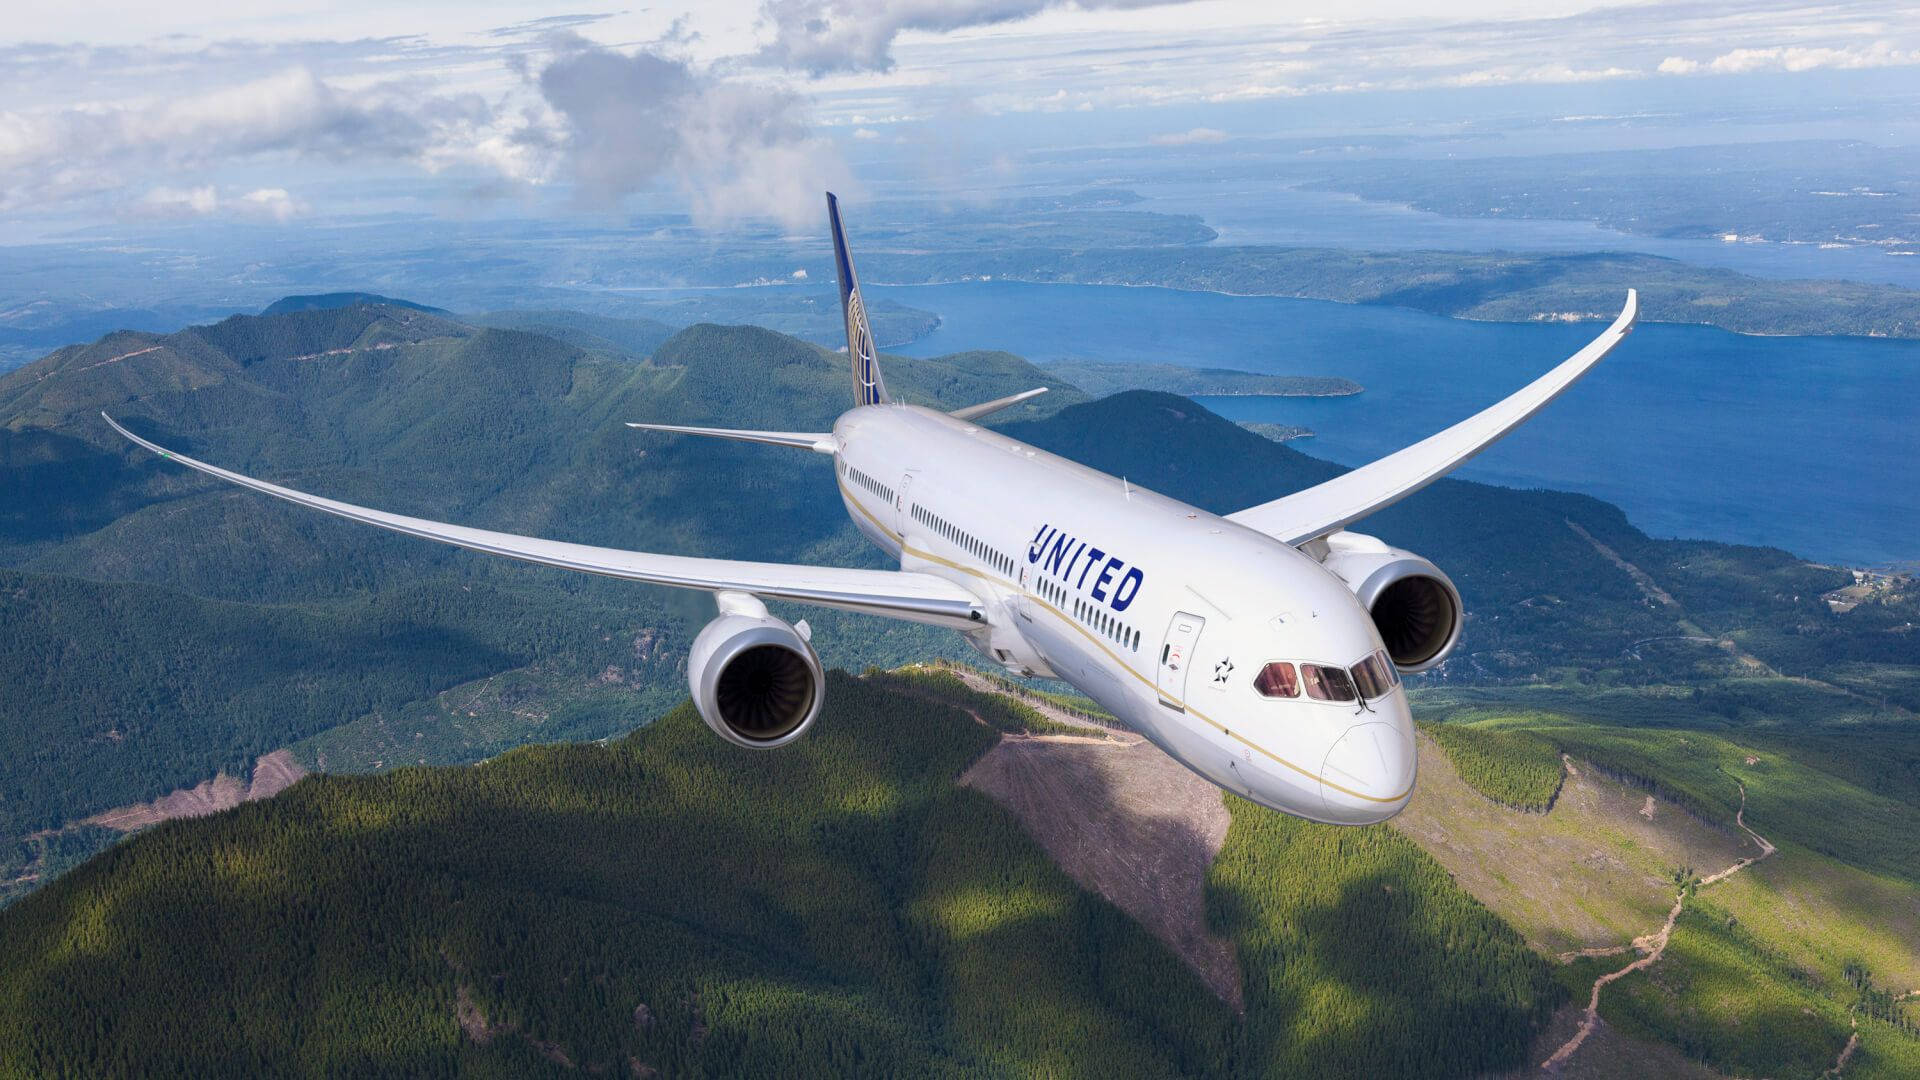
top-left (1314, 531), bottom-right (1463, 674)
top-left (687, 593), bottom-right (824, 749)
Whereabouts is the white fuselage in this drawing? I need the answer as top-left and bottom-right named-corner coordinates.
top-left (831, 403), bottom-right (1416, 825)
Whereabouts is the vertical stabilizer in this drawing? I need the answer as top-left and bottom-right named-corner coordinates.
top-left (827, 192), bottom-right (889, 406)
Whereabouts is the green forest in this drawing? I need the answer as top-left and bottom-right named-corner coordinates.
top-left (0, 298), bottom-right (1915, 1076)
top-left (0, 674), bottom-right (1560, 1078)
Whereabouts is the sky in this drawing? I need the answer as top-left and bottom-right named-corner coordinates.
top-left (3, 0), bottom-right (1917, 233)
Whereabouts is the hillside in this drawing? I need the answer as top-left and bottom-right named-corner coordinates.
top-left (0, 672), bottom-right (1559, 1079)
top-left (0, 301), bottom-right (1914, 1076)
top-left (0, 307), bottom-right (1070, 893)
top-left (261, 293), bottom-right (451, 316)
top-left (1, 303), bottom-right (1912, 902)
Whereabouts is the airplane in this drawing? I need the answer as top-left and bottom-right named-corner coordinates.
top-left (104, 193), bottom-right (1637, 826)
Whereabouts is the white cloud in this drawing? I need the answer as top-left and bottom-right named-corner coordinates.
top-left (125, 184), bottom-right (308, 222)
top-left (1717, 41), bottom-right (1920, 73)
top-left (1658, 39), bottom-right (1920, 77)
top-left (851, 126), bottom-right (881, 139)
top-left (756, 0), bottom-right (1194, 75)
top-left (1149, 127), bottom-right (1228, 146)
top-left (236, 187), bottom-right (308, 222)
top-left (0, 66), bottom-right (547, 212)
top-left (132, 185), bottom-right (220, 219)
top-left (1440, 63), bottom-right (1637, 87)
top-left (535, 41), bottom-right (851, 227)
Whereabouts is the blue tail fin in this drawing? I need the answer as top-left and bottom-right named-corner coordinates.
top-left (827, 192), bottom-right (889, 407)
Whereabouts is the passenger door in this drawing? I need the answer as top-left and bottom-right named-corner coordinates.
top-left (896, 470), bottom-right (916, 538)
top-left (1156, 610), bottom-right (1206, 709)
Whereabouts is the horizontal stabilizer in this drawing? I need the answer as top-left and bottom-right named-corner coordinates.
top-left (625, 423), bottom-right (837, 454)
top-left (948, 387), bottom-right (1048, 423)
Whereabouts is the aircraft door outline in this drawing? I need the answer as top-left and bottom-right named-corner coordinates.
top-left (1157, 610), bottom-right (1205, 709)
top-left (896, 470), bottom-right (916, 538)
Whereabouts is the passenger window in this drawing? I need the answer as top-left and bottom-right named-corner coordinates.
top-left (1302, 664), bottom-right (1357, 702)
top-left (1351, 652), bottom-right (1394, 700)
top-left (1254, 662), bottom-right (1299, 698)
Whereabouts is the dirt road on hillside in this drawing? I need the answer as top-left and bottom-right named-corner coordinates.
top-left (1540, 781), bottom-right (1775, 1072)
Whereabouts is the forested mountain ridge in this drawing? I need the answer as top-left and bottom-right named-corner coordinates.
top-left (1, 300), bottom-right (1909, 906)
top-left (0, 304), bottom-right (1070, 898)
top-left (261, 293), bottom-right (451, 316)
top-left (0, 298), bottom-right (1914, 1077)
top-left (0, 673), bottom-right (1561, 1079)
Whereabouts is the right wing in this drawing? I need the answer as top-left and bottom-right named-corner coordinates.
top-left (104, 414), bottom-right (983, 629)
top-left (949, 387), bottom-right (1048, 422)
top-left (1226, 290), bottom-right (1638, 546)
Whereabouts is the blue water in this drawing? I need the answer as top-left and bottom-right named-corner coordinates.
top-left (875, 281), bottom-right (1919, 567)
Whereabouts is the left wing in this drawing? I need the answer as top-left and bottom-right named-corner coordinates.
top-left (1226, 290), bottom-right (1637, 546)
top-left (103, 414), bottom-right (983, 629)
top-left (625, 422), bottom-right (837, 453)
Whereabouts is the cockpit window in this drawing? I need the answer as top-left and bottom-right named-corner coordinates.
top-left (1301, 664), bottom-right (1357, 702)
top-left (1351, 652), bottom-right (1396, 700)
top-left (1254, 661), bottom-right (1299, 698)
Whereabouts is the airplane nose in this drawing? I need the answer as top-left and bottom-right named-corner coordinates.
top-left (1320, 720), bottom-right (1415, 824)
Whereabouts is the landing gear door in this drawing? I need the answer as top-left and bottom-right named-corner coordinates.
top-left (1156, 611), bottom-right (1205, 709)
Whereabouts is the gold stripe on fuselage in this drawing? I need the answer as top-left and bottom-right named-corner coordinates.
top-left (833, 474), bottom-right (1409, 803)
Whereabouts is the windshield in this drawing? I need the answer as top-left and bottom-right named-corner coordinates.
top-left (1254, 661), bottom-right (1299, 698)
top-left (1301, 663), bottom-right (1357, 702)
top-left (1351, 650), bottom-right (1398, 700)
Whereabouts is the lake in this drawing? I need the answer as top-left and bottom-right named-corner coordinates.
top-left (875, 281), bottom-right (1919, 568)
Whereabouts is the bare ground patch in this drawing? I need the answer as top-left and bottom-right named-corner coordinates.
top-left (1392, 733), bottom-right (1751, 955)
top-left (961, 729), bottom-right (1243, 1009)
top-left (83, 750), bottom-right (309, 832)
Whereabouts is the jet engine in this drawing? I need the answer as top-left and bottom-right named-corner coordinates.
top-left (688, 593), bottom-right (824, 749)
top-left (1313, 531), bottom-right (1463, 673)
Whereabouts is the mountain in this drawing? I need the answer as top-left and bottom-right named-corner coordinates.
top-left (0, 673), bottom-right (1558, 1079)
top-left (0, 301), bottom-right (1915, 1076)
top-left (0, 306), bottom-right (1070, 884)
top-left (466, 309), bottom-right (675, 361)
top-left (0, 303), bottom-right (1907, 875)
top-left (260, 293), bottom-right (451, 316)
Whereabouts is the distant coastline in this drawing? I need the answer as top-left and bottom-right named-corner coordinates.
top-left (860, 247), bottom-right (1920, 341)
top-left (1039, 360), bottom-right (1360, 400)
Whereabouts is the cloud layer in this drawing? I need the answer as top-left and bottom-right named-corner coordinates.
top-left (0, 65), bottom-right (531, 214)
top-left (0, 33), bottom-right (849, 227)
top-left (2, 1), bottom-right (1917, 227)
